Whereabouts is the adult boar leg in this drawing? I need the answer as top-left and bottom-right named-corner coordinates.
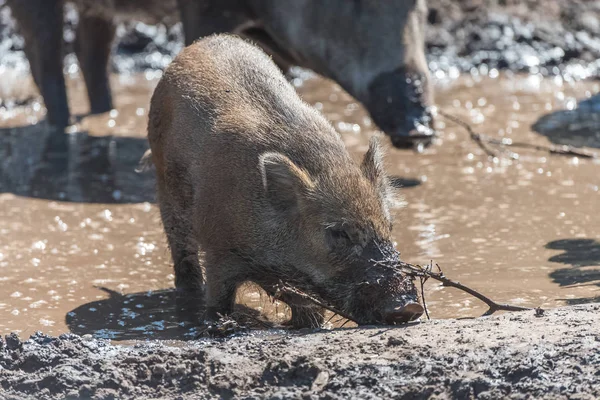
top-left (177, 0), bottom-right (294, 72)
top-left (282, 294), bottom-right (325, 329)
top-left (9, 0), bottom-right (69, 128)
top-left (241, 27), bottom-right (296, 73)
top-left (75, 15), bottom-right (115, 114)
top-left (262, 285), bottom-right (325, 329)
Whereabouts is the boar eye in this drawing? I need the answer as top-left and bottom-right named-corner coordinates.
top-left (329, 228), bottom-right (352, 243)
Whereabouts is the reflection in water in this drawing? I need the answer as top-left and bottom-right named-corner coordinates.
top-left (66, 286), bottom-right (282, 341)
top-left (532, 93), bottom-right (600, 148)
top-left (0, 125), bottom-right (154, 203)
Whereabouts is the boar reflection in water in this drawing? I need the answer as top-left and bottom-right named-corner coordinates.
top-left (146, 35), bottom-right (424, 329)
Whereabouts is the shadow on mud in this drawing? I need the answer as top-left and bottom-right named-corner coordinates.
top-left (547, 238), bottom-right (600, 305)
top-left (532, 94), bottom-right (600, 149)
top-left (0, 123), bottom-right (155, 203)
top-left (65, 287), bottom-right (273, 341)
top-left (65, 287), bottom-right (204, 341)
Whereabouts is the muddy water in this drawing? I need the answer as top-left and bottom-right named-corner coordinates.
top-left (0, 69), bottom-right (599, 340)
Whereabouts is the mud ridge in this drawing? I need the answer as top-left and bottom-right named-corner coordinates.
top-left (426, 0), bottom-right (600, 78)
top-left (1, 305), bottom-right (599, 399)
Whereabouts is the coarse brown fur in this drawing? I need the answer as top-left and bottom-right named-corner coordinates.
top-left (147, 35), bottom-right (421, 328)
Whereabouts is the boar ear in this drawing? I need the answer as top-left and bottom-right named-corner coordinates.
top-left (260, 152), bottom-right (314, 212)
top-left (361, 136), bottom-right (389, 196)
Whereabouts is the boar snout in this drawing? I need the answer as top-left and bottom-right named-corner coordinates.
top-left (346, 273), bottom-right (422, 325)
top-left (367, 67), bottom-right (435, 149)
top-left (341, 243), bottom-right (423, 325)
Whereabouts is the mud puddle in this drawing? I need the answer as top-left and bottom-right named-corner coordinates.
top-left (0, 68), bottom-right (599, 340)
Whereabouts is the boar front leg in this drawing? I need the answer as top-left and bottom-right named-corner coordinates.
top-left (204, 252), bottom-right (247, 319)
top-left (176, 0), bottom-right (249, 46)
top-left (8, 0), bottom-right (70, 127)
top-left (156, 174), bottom-right (203, 291)
top-left (74, 14), bottom-right (115, 114)
top-left (284, 296), bottom-right (325, 329)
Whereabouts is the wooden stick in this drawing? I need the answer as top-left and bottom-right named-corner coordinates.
top-left (274, 281), bottom-right (355, 323)
top-left (392, 261), bottom-right (531, 316)
top-left (438, 110), bottom-right (596, 159)
top-left (276, 258), bottom-right (532, 324)
top-left (419, 263), bottom-right (431, 321)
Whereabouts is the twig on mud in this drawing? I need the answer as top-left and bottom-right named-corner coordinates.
top-left (276, 257), bottom-right (531, 325)
top-left (230, 310), bottom-right (274, 329)
top-left (419, 261), bottom-right (432, 321)
top-left (273, 281), bottom-right (355, 323)
top-left (438, 110), bottom-right (597, 160)
top-left (384, 260), bottom-right (532, 316)
top-left (196, 313), bottom-right (249, 338)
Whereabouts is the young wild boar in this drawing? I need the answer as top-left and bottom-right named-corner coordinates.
top-left (146, 34), bottom-right (424, 328)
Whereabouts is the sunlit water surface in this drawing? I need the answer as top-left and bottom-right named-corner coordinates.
top-left (0, 68), bottom-right (598, 340)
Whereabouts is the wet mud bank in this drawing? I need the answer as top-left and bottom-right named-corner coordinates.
top-left (426, 0), bottom-right (600, 78)
top-left (1, 305), bottom-right (599, 399)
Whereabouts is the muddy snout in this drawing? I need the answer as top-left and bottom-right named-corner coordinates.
top-left (383, 302), bottom-right (424, 324)
top-left (350, 264), bottom-right (424, 325)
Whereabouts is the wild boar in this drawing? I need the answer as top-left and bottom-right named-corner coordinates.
top-left (10, 0), bottom-right (433, 149)
top-left (146, 34), bottom-right (424, 328)
top-left (177, 0), bottom-right (435, 148)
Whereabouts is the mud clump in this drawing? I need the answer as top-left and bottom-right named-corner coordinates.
top-left (1, 305), bottom-right (599, 399)
top-left (0, 332), bottom-right (216, 399)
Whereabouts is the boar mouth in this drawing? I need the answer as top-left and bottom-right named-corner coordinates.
top-left (389, 109), bottom-right (436, 150)
top-left (344, 281), bottom-right (423, 326)
top-left (366, 67), bottom-right (435, 150)
top-left (382, 303), bottom-right (424, 324)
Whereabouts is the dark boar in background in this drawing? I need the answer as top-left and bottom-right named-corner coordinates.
top-left (8, 0), bottom-right (433, 148)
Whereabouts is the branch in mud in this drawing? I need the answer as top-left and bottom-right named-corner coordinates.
top-left (438, 110), bottom-right (597, 160)
top-left (381, 260), bottom-right (532, 317)
top-left (273, 281), bottom-right (357, 323)
top-left (274, 260), bottom-right (532, 326)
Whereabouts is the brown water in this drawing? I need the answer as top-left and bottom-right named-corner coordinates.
top-left (0, 68), bottom-right (599, 340)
